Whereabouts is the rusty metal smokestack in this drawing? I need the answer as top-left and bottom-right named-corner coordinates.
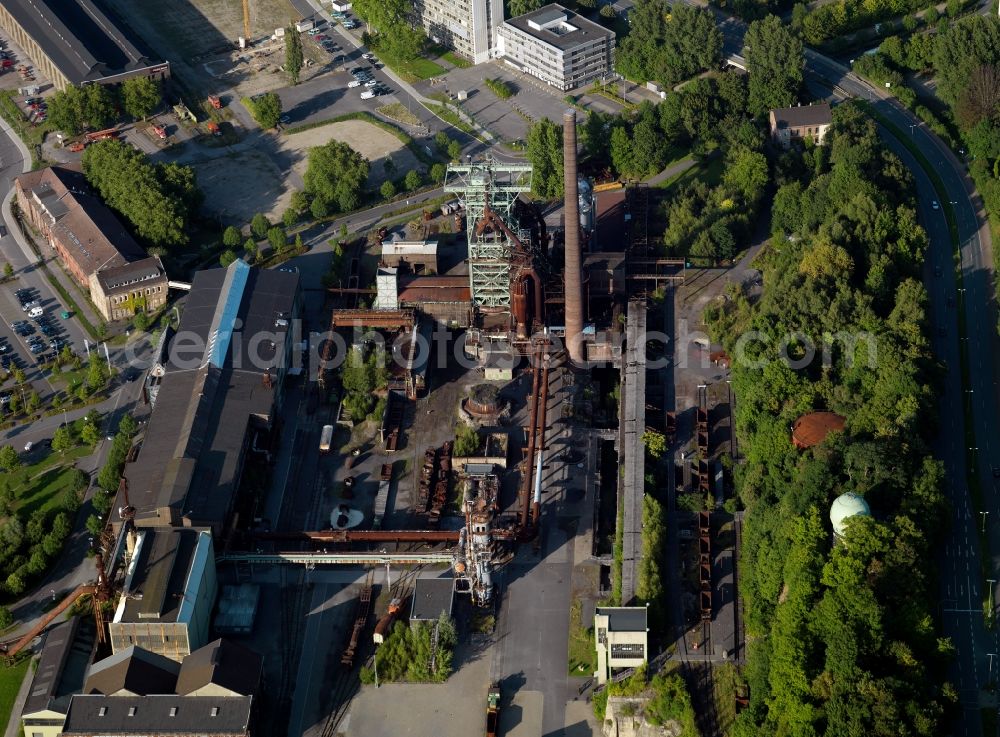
top-left (562, 110), bottom-right (584, 364)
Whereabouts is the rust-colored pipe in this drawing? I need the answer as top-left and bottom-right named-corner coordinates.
top-left (563, 110), bottom-right (584, 364)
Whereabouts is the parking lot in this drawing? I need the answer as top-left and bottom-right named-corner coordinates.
top-left (414, 62), bottom-right (580, 142)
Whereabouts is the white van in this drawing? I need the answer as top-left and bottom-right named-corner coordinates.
top-left (360, 90), bottom-right (375, 100)
top-left (28, 306), bottom-right (43, 318)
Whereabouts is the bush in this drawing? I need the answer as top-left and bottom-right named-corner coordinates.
top-left (381, 180), bottom-right (397, 199)
top-left (454, 423), bottom-right (480, 456)
top-left (219, 249), bottom-right (237, 267)
top-left (484, 78), bottom-right (514, 100)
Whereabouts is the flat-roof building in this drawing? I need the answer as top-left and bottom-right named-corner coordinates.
top-left (416, 0), bottom-right (502, 64)
top-left (21, 618), bottom-right (95, 737)
top-left (61, 694), bottom-right (254, 737)
top-left (0, 0), bottom-right (169, 91)
top-left (120, 262), bottom-right (301, 535)
top-left (498, 4), bottom-right (615, 91)
top-left (109, 529), bottom-right (217, 662)
top-left (594, 606), bottom-right (648, 684)
top-left (410, 577), bottom-right (456, 623)
top-left (15, 166), bottom-right (168, 322)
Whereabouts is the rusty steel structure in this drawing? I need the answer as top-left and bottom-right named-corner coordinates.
top-left (518, 343), bottom-right (552, 533)
top-left (329, 309), bottom-right (415, 329)
top-left (341, 570), bottom-right (374, 667)
top-left (699, 511), bottom-right (712, 621)
top-left (697, 386), bottom-right (710, 496)
top-left (563, 110), bottom-right (584, 364)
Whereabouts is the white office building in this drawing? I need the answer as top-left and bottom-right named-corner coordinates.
top-left (416, 0), bottom-right (503, 64)
top-left (497, 4), bottom-right (615, 91)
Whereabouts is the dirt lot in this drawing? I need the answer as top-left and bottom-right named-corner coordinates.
top-left (103, 0), bottom-right (328, 97)
top-left (194, 147), bottom-right (290, 223)
top-left (193, 119), bottom-right (419, 223)
top-left (282, 120), bottom-right (420, 190)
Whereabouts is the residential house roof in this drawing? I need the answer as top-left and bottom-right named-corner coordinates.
top-left (770, 103), bottom-right (832, 129)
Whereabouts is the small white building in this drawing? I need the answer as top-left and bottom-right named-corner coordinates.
top-left (331, 1), bottom-right (352, 11)
top-left (594, 606), bottom-right (648, 684)
top-left (497, 4), bottom-right (615, 92)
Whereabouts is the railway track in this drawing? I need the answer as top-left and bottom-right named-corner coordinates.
top-left (273, 566), bottom-right (308, 734)
top-left (320, 570), bottom-right (377, 737)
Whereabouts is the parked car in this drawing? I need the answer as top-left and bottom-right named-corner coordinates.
top-left (360, 89), bottom-right (375, 100)
top-left (348, 79), bottom-right (361, 88)
top-left (364, 79), bottom-right (377, 87)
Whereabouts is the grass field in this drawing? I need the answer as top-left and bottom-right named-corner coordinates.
top-left (372, 45), bottom-right (446, 83)
top-left (375, 102), bottom-right (421, 126)
top-left (567, 599), bottom-right (596, 676)
top-left (441, 51), bottom-right (472, 69)
top-left (656, 154), bottom-right (724, 191)
top-left (8, 446), bottom-right (90, 519)
top-left (712, 661), bottom-right (744, 737)
top-left (0, 659), bottom-right (29, 733)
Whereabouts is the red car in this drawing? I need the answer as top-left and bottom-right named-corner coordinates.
top-left (314, 34), bottom-right (327, 40)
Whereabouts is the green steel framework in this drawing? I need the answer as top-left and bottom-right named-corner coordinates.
top-left (444, 159), bottom-right (533, 309)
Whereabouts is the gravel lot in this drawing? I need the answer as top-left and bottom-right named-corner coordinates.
top-left (282, 119), bottom-right (420, 189)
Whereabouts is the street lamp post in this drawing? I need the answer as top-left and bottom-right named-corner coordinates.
top-left (982, 511), bottom-right (989, 533)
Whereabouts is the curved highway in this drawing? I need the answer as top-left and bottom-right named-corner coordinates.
top-left (689, 5), bottom-right (999, 735)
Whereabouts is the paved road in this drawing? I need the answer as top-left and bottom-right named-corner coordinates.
top-left (691, 3), bottom-right (997, 733)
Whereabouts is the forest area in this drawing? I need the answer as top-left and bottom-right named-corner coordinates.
top-left (704, 102), bottom-right (952, 736)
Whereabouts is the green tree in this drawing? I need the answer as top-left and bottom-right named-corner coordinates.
top-left (25, 391), bottom-right (40, 413)
top-left (0, 605), bottom-right (12, 630)
top-left (404, 169), bottom-right (422, 190)
top-left (744, 15), bottom-right (804, 115)
top-left (304, 140), bottom-right (370, 213)
top-left (616, 1), bottom-right (723, 87)
top-left (52, 425), bottom-right (75, 453)
top-left (5, 573), bottom-right (24, 596)
top-left (642, 430), bottom-right (667, 459)
top-left (294, 233), bottom-right (304, 251)
top-left (118, 414), bottom-right (137, 438)
top-left (310, 197), bottom-right (329, 219)
top-left (724, 146), bottom-right (769, 202)
top-left (81, 420), bottom-right (100, 447)
top-left (219, 249), bottom-right (238, 267)
top-left (447, 139), bottom-right (463, 161)
top-left (222, 225), bottom-right (242, 248)
top-left (83, 84), bottom-right (117, 130)
top-left (267, 226), bottom-right (287, 252)
top-left (282, 207), bottom-right (299, 228)
top-left (508, 0), bottom-right (544, 16)
top-left (381, 179), bottom-right (397, 199)
top-left (86, 514), bottom-right (104, 539)
top-left (526, 118), bottom-right (563, 197)
top-left (81, 140), bottom-right (195, 247)
top-left (251, 213), bottom-right (270, 238)
top-left (609, 125), bottom-right (636, 178)
top-left (285, 26), bottom-right (304, 84)
top-left (2, 263), bottom-right (12, 279)
top-left (121, 76), bottom-right (161, 120)
top-left (48, 85), bottom-right (86, 135)
top-left (0, 446), bottom-right (19, 472)
top-left (244, 92), bottom-right (283, 129)
top-left (243, 238), bottom-right (258, 262)
top-left (454, 424), bottom-right (480, 456)
top-left (429, 162), bottom-right (447, 183)
top-left (86, 355), bottom-right (107, 392)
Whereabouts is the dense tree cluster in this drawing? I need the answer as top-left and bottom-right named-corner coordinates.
top-left (82, 140), bottom-right (200, 247)
top-left (705, 103), bottom-right (950, 737)
top-left (360, 615), bottom-right (456, 683)
top-left (800, 0), bottom-right (924, 45)
top-left (48, 77), bottom-right (162, 136)
top-left (744, 15), bottom-right (804, 115)
top-left (339, 344), bottom-right (389, 421)
top-left (354, 0), bottom-right (425, 62)
top-left (616, 1), bottom-right (722, 87)
top-left (0, 425), bottom-right (94, 597)
top-left (303, 139), bottom-right (370, 214)
top-left (526, 118), bottom-right (564, 198)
